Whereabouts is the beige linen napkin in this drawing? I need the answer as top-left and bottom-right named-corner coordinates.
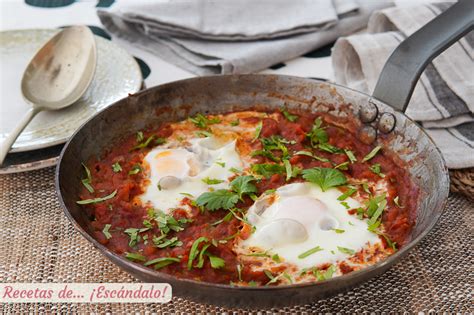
top-left (332, 2), bottom-right (474, 169)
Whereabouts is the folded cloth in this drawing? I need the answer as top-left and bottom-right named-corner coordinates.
top-left (98, 0), bottom-right (392, 75)
top-left (332, 2), bottom-right (474, 169)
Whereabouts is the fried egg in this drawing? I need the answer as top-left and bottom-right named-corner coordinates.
top-left (139, 136), bottom-right (242, 212)
top-left (242, 183), bottom-right (382, 269)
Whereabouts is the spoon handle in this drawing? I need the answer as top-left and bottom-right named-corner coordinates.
top-left (0, 107), bottom-right (41, 165)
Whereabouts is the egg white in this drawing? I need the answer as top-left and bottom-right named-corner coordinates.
top-left (139, 136), bottom-right (243, 213)
top-left (242, 183), bottom-right (381, 269)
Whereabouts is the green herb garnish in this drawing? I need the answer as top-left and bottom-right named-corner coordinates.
top-left (125, 252), bottom-right (146, 262)
top-left (298, 246), bottom-right (323, 259)
top-left (302, 167), bottom-right (347, 191)
top-left (128, 164), bottom-right (142, 175)
top-left (362, 145), bottom-right (382, 162)
top-left (337, 246), bottom-right (355, 255)
top-left (189, 113), bottom-right (220, 129)
top-left (112, 162), bottom-right (122, 173)
top-left (344, 149), bottom-right (357, 163)
top-left (294, 150), bottom-right (330, 162)
top-left (202, 177), bottom-right (225, 185)
top-left (144, 257), bottom-right (181, 269)
top-left (196, 190), bottom-right (239, 211)
top-left (102, 224), bottom-right (112, 239)
top-left (76, 190), bottom-right (117, 205)
top-left (337, 188), bottom-right (357, 201)
top-left (253, 121), bottom-right (263, 142)
top-left (332, 228), bottom-right (345, 234)
top-left (187, 237), bottom-right (208, 270)
top-left (314, 265), bottom-right (336, 281)
top-left (81, 163), bottom-right (94, 193)
top-left (272, 254), bottom-right (281, 263)
top-left (307, 117), bottom-right (328, 147)
top-left (230, 119), bottom-right (240, 126)
top-left (369, 163), bottom-right (385, 178)
top-left (251, 163), bottom-right (285, 177)
top-left (281, 107), bottom-right (298, 122)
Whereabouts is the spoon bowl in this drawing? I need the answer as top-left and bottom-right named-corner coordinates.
top-left (0, 25), bottom-right (96, 164)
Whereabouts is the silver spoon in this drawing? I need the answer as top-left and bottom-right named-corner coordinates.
top-left (0, 25), bottom-right (97, 165)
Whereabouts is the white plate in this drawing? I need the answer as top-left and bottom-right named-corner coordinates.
top-left (0, 29), bottom-right (142, 153)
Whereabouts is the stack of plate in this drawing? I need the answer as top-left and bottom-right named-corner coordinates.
top-left (0, 29), bottom-right (142, 174)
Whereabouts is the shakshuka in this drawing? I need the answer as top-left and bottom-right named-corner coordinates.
top-left (77, 109), bottom-right (418, 286)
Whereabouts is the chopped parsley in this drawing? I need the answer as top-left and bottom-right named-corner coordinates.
top-left (281, 107), bottom-right (298, 122)
top-left (125, 252), bottom-right (146, 262)
top-left (332, 228), bottom-right (345, 234)
top-left (307, 117), bottom-right (328, 146)
top-left (102, 224), bottom-right (112, 239)
top-left (196, 190), bottom-right (239, 211)
top-left (189, 113), bottom-right (220, 129)
top-left (215, 161), bottom-right (226, 167)
top-left (128, 164), bottom-right (142, 175)
top-left (298, 246), bottom-right (323, 259)
top-left (369, 163), bottom-right (385, 178)
top-left (76, 190), bottom-right (117, 205)
top-left (153, 236), bottom-right (183, 248)
top-left (272, 254), bottom-right (281, 263)
top-left (187, 237), bottom-right (208, 270)
top-left (253, 121), bottom-right (263, 142)
top-left (317, 142), bottom-right (344, 154)
top-left (195, 130), bottom-right (213, 138)
top-left (302, 167), bottom-right (347, 191)
top-left (131, 132), bottom-right (166, 151)
top-left (251, 163), bottom-right (285, 177)
top-left (124, 227), bottom-right (150, 247)
top-left (230, 175), bottom-right (257, 200)
top-left (337, 246), bottom-right (355, 255)
top-left (334, 161), bottom-right (350, 170)
top-left (337, 188), bottom-right (357, 201)
top-left (294, 150), bottom-right (330, 163)
top-left (201, 177), bottom-right (225, 185)
top-left (81, 163), bottom-right (94, 193)
top-left (362, 145), bottom-right (382, 162)
top-left (314, 265), bottom-right (336, 281)
top-left (112, 162), bottom-right (122, 173)
top-left (143, 257), bottom-right (181, 269)
top-left (344, 149), bottom-right (357, 163)
top-left (208, 255), bottom-right (225, 269)
top-left (230, 119), bottom-right (240, 126)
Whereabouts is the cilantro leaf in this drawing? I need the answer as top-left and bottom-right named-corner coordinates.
top-left (207, 254), bottom-right (225, 269)
top-left (196, 190), bottom-right (239, 211)
top-left (314, 265), bottom-right (336, 281)
top-left (307, 117), bottom-right (328, 146)
top-left (201, 177), bottom-right (225, 185)
top-left (337, 246), bottom-right (355, 255)
top-left (189, 113), bottom-right (220, 129)
top-left (81, 163), bottom-right (94, 193)
top-left (112, 162), bottom-right (122, 173)
top-left (302, 167), bottom-right (347, 191)
top-left (298, 246), bottom-right (323, 259)
top-left (281, 107), bottom-right (298, 122)
top-left (187, 237), bottom-right (209, 270)
top-left (253, 121), bottom-right (263, 142)
top-left (344, 149), bottom-right (357, 163)
top-left (251, 163), bottom-right (285, 177)
top-left (369, 163), bottom-right (385, 178)
top-left (144, 257), bottom-right (181, 269)
top-left (102, 224), bottom-right (112, 240)
top-left (337, 188), bottom-right (357, 201)
top-left (230, 175), bottom-right (257, 199)
top-left (125, 252), bottom-right (146, 262)
top-left (294, 150), bottom-right (330, 162)
top-left (76, 190), bottom-right (117, 205)
top-left (362, 145), bottom-right (382, 162)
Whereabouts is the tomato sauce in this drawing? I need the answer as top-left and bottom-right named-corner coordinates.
top-left (78, 109), bottom-right (418, 285)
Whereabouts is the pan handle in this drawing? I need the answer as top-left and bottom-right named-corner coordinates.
top-left (371, 0), bottom-right (474, 113)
